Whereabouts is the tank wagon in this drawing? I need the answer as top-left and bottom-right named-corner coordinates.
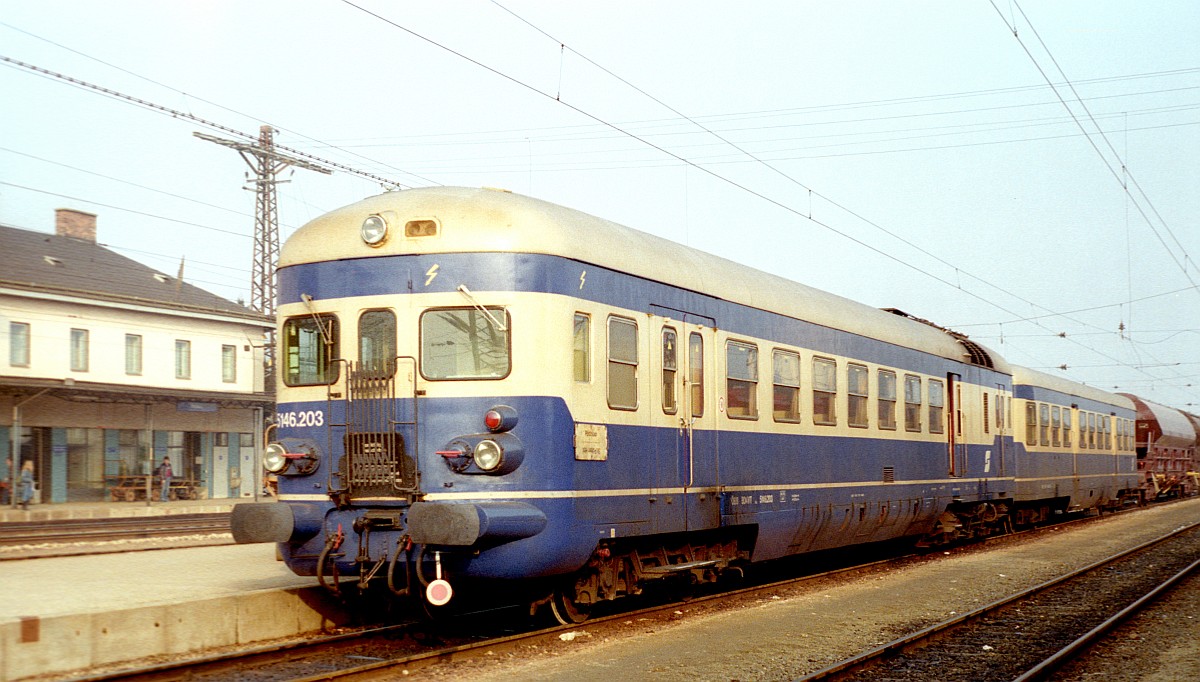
top-left (231, 187), bottom-right (1157, 621)
top-left (1120, 394), bottom-right (1199, 499)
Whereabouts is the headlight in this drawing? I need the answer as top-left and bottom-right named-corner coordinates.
top-left (361, 214), bottom-right (388, 245)
top-left (474, 439), bottom-right (504, 472)
top-left (263, 443), bottom-right (290, 473)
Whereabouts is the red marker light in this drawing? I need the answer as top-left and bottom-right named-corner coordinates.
top-left (485, 410), bottom-right (503, 431)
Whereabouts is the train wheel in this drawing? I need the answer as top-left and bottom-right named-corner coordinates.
top-left (549, 588), bottom-right (592, 625)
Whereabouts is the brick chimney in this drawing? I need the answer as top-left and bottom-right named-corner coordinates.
top-left (55, 208), bottom-right (97, 242)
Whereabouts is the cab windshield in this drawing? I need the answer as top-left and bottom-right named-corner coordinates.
top-left (420, 307), bottom-right (510, 380)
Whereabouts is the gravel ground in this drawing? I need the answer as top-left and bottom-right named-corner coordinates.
top-left (410, 498), bottom-right (1200, 681)
top-left (1052, 570), bottom-right (1200, 682)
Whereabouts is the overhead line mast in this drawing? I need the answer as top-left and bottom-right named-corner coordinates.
top-left (194, 126), bottom-right (331, 317)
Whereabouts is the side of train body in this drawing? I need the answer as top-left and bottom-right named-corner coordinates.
top-left (232, 187), bottom-right (1145, 619)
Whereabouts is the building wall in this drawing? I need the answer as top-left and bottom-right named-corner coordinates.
top-left (1, 293), bottom-right (267, 393)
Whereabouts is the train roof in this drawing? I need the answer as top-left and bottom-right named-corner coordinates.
top-left (1119, 393), bottom-right (1197, 447)
top-left (1011, 365), bottom-right (1133, 410)
top-left (283, 186), bottom-right (1009, 371)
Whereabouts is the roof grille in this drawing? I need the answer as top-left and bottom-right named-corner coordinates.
top-left (881, 307), bottom-right (994, 369)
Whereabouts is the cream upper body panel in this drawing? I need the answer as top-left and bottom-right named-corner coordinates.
top-left (282, 186), bottom-right (1005, 368)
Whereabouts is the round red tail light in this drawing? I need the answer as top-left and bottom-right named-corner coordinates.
top-left (484, 405), bottom-right (518, 432)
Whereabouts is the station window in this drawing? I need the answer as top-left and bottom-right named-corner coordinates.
top-left (903, 375), bottom-right (922, 432)
top-left (10, 322), bottom-right (30, 367)
top-left (421, 307), bottom-right (510, 381)
top-left (772, 349), bottom-right (801, 423)
top-left (812, 357), bottom-right (837, 426)
top-left (662, 328), bottom-right (678, 414)
top-left (689, 333), bottom-right (704, 418)
top-left (125, 334), bottom-right (142, 376)
top-left (359, 309), bottom-right (397, 374)
top-left (573, 314), bottom-right (590, 382)
top-left (726, 341), bottom-right (758, 420)
top-left (71, 328), bottom-right (89, 372)
top-left (222, 344), bottom-right (237, 383)
top-left (283, 314), bottom-right (340, 386)
top-left (848, 364), bottom-right (869, 428)
top-left (1051, 406), bottom-right (1061, 447)
top-left (175, 339), bottom-right (191, 380)
top-left (607, 317), bottom-right (638, 410)
top-left (878, 369), bottom-right (897, 430)
top-left (928, 379), bottom-right (944, 434)
top-left (1024, 402), bottom-right (1037, 445)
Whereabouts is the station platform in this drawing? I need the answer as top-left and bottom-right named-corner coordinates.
top-left (0, 501), bottom-right (344, 682)
top-left (0, 495), bottom-right (262, 524)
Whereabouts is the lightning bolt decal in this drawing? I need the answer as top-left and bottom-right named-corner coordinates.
top-left (579, 270), bottom-right (587, 290)
top-left (425, 264), bottom-right (440, 287)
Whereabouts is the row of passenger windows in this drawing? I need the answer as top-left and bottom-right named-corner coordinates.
top-left (1023, 402), bottom-right (1132, 451)
top-left (579, 314), bottom-right (949, 432)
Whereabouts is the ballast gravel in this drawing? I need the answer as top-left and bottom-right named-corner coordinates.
top-left (413, 497), bottom-right (1200, 681)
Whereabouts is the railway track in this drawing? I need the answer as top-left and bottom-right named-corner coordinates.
top-left (69, 506), bottom-right (1158, 681)
top-left (0, 513), bottom-right (231, 550)
top-left (799, 521), bottom-right (1200, 681)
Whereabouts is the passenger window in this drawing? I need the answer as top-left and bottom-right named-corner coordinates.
top-left (283, 314), bottom-right (340, 386)
top-left (573, 313), bottom-right (590, 382)
top-left (904, 375), bottom-right (922, 432)
top-left (878, 370), bottom-right (897, 430)
top-left (359, 309), bottom-right (396, 375)
top-left (662, 328), bottom-right (678, 414)
top-left (928, 379), bottom-right (944, 434)
top-left (607, 317), bottom-right (638, 410)
top-left (1064, 410), bottom-right (1073, 448)
top-left (1039, 404), bottom-right (1050, 446)
top-left (772, 350), bottom-right (801, 423)
top-left (689, 332), bottom-right (704, 418)
top-left (847, 364), bottom-right (868, 428)
top-left (1051, 406), bottom-right (1061, 447)
top-left (1024, 402), bottom-right (1037, 445)
top-left (420, 307), bottom-right (511, 380)
top-left (812, 357), bottom-right (837, 426)
top-left (1088, 413), bottom-right (1096, 449)
top-left (726, 341), bottom-right (758, 420)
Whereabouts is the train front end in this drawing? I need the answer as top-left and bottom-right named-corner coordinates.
top-left (230, 187), bottom-right (578, 608)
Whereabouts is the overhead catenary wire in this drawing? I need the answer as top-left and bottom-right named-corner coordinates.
top-left (339, 0), bottom-right (1198, 404)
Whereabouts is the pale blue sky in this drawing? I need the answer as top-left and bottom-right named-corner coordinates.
top-left (2, 1), bottom-right (1197, 407)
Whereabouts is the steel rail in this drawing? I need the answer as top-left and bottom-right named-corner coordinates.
top-left (1012, 556), bottom-right (1200, 682)
top-left (797, 519), bottom-right (1200, 681)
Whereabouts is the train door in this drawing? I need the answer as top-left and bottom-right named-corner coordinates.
top-left (947, 373), bottom-right (967, 476)
top-left (995, 383), bottom-right (1008, 477)
top-left (681, 318), bottom-right (719, 531)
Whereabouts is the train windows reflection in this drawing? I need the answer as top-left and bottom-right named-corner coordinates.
top-left (421, 307), bottom-right (510, 380)
top-left (283, 314), bottom-right (340, 386)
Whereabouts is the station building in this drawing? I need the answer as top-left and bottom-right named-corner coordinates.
top-left (1, 209), bottom-right (274, 505)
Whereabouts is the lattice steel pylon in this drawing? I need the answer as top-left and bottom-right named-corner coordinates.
top-left (195, 126), bottom-right (331, 317)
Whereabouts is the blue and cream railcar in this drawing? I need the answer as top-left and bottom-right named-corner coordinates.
top-left (233, 186), bottom-right (1023, 619)
top-left (1011, 366), bottom-right (1139, 518)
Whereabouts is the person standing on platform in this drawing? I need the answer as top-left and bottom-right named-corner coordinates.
top-left (1, 456), bottom-right (11, 505)
top-left (157, 456), bottom-right (173, 502)
top-left (19, 460), bottom-right (34, 511)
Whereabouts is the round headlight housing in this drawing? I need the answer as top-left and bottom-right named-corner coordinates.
top-left (361, 214), bottom-right (388, 246)
top-left (473, 439), bottom-right (504, 472)
top-left (263, 443), bottom-right (290, 473)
